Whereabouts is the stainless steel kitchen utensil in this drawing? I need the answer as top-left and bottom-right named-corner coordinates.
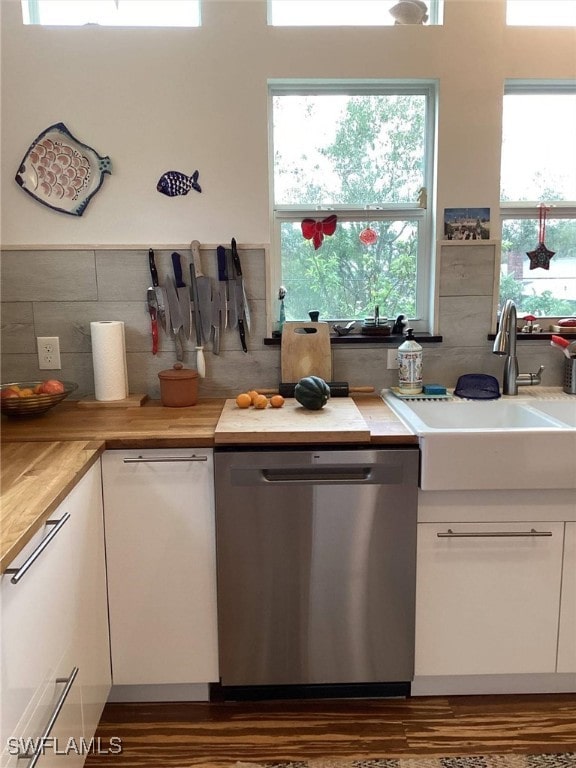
top-left (225, 248), bottom-right (238, 330)
top-left (146, 287), bottom-right (159, 355)
top-left (165, 276), bottom-right (185, 361)
top-left (191, 240), bottom-right (213, 343)
top-left (148, 248), bottom-right (168, 332)
top-left (171, 251), bottom-right (192, 339)
top-left (189, 241), bottom-right (206, 378)
top-left (564, 357), bottom-right (576, 394)
top-left (211, 284), bottom-right (221, 355)
top-left (217, 245), bottom-right (229, 329)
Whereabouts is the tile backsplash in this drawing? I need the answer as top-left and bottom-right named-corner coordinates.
top-left (0, 244), bottom-right (564, 399)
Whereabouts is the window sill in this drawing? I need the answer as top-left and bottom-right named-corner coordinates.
top-left (487, 332), bottom-right (576, 341)
top-left (264, 332), bottom-right (443, 346)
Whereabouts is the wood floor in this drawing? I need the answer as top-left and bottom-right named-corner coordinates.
top-left (84, 694), bottom-right (576, 768)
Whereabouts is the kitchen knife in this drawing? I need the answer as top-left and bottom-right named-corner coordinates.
top-left (148, 248), bottom-right (168, 332)
top-left (211, 283), bottom-right (221, 355)
top-left (190, 240), bottom-right (213, 343)
top-left (225, 248), bottom-right (238, 330)
top-left (231, 238), bottom-right (248, 352)
top-left (146, 287), bottom-right (159, 355)
top-left (189, 241), bottom-right (206, 378)
top-left (231, 238), bottom-right (251, 333)
top-left (217, 245), bottom-right (229, 329)
top-left (165, 276), bottom-right (185, 362)
top-left (171, 251), bottom-right (192, 339)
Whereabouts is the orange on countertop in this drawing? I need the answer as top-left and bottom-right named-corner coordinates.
top-left (235, 393), bottom-right (252, 408)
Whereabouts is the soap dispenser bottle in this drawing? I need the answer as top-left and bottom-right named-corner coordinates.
top-left (397, 329), bottom-right (423, 394)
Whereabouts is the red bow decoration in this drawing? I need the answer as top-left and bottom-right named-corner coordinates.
top-left (301, 215), bottom-right (338, 250)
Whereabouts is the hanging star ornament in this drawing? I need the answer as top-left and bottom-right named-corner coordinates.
top-left (526, 203), bottom-right (555, 270)
top-left (527, 241), bottom-right (555, 270)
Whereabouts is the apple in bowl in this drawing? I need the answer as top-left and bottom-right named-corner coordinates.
top-left (39, 379), bottom-right (65, 394)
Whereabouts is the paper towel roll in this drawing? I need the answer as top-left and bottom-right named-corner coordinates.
top-left (90, 321), bottom-right (129, 401)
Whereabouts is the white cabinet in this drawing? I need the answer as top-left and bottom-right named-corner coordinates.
top-left (415, 521), bottom-right (564, 676)
top-left (0, 462), bottom-right (110, 768)
top-left (558, 522), bottom-right (576, 673)
top-left (102, 449), bottom-right (218, 685)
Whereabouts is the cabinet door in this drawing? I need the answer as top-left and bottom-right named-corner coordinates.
top-left (72, 462), bottom-right (112, 740)
top-left (0, 471), bottom-right (94, 766)
top-left (102, 449), bottom-right (218, 685)
top-left (415, 521), bottom-right (564, 676)
top-left (558, 522), bottom-right (576, 673)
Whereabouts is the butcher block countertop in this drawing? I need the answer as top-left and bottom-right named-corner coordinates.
top-left (0, 395), bottom-right (416, 447)
top-left (0, 396), bottom-right (414, 570)
top-left (0, 440), bottom-right (105, 573)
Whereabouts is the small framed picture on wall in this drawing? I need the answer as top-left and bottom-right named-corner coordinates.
top-left (444, 208), bottom-right (491, 241)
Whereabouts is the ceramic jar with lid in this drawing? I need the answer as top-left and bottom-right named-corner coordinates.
top-left (158, 363), bottom-right (198, 407)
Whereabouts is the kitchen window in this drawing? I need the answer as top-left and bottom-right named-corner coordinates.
top-left (268, 0), bottom-right (442, 26)
top-left (269, 82), bottom-right (436, 329)
top-left (21, 1), bottom-right (200, 27)
top-left (499, 83), bottom-right (576, 320)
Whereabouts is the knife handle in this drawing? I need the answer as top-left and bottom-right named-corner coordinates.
top-left (148, 248), bottom-right (160, 287)
top-left (191, 240), bottom-right (203, 278)
top-left (171, 252), bottom-right (185, 288)
top-left (231, 238), bottom-right (242, 277)
top-left (217, 246), bottom-right (227, 281)
top-left (196, 346), bottom-right (206, 378)
top-left (151, 316), bottom-right (158, 355)
top-left (238, 318), bottom-right (248, 353)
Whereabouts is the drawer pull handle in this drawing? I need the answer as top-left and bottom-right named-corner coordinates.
top-left (437, 528), bottom-right (553, 538)
top-left (17, 666), bottom-right (79, 767)
top-left (5, 513), bottom-right (71, 585)
top-left (123, 455), bottom-right (208, 463)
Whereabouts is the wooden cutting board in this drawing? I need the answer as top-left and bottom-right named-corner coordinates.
top-left (281, 322), bottom-right (332, 382)
top-left (214, 398), bottom-right (370, 445)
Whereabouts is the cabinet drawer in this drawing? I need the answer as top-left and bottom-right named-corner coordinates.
top-left (415, 521), bottom-right (564, 676)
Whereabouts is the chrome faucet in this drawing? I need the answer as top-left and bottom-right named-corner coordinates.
top-left (493, 299), bottom-right (544, 395)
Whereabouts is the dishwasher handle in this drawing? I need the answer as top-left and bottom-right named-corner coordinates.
top-left (262, 467), bottom-right (372, 483)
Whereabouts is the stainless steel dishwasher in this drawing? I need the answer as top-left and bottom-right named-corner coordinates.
top-left (214, 446), bottom-right (419, 699)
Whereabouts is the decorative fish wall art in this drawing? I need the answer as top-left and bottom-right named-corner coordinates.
top-left (15, 123), bottom-right (112, 216)
top-left (157, 170), bottom-right (202, 197)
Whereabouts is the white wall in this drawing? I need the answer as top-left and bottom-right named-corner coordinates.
top-left (1, 0), bottom-right (575, 248)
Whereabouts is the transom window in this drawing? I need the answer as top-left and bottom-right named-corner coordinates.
top-left (21, 1), bottom-right (200, 27)
top-left (499, 83), bottom-right (576, 319)
top-left (507, 0), bottom-right (576, 26)
top-left (270, 83), bottom-right (436, 328)
top-left (268, 0), bottom-right (442, 26)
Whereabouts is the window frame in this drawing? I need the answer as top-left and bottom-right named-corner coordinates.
top-left (268, 80), bottom-right (437, 332)
top-left (498, 81), bottom-right (576, 323)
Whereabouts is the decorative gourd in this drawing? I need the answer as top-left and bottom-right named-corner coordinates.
top-left (294, 376), bottom-right (331, 410)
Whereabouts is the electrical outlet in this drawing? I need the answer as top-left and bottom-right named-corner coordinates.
top-left (37, 336), bottom-right (61, 370)
top-left (387, 349), bottom-right (399, 370)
